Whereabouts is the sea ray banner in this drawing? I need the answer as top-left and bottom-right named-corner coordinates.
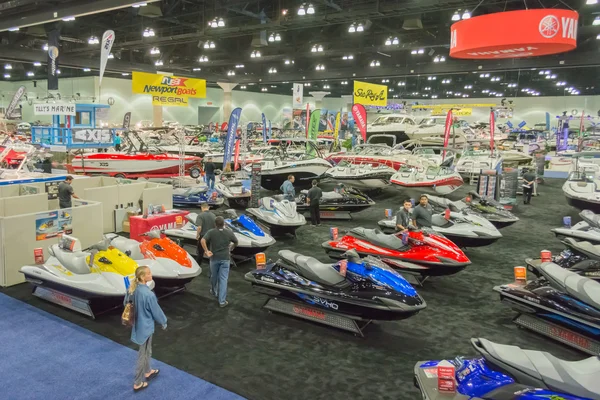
top-left (307, 109), bottom-right (321, 155)
top-left (442, 109), bottom-right (453, 161)
top-left (293, 83), bottom-right (303, 109)
top-left (5, 85), bottom-right (26, 119)
top-left (99, 30), bottom-right (115, 87)
top-left (261, 113), bottom-right (267, 143)
top-left (333, 112), bottom-right (341, 142)
top-left (351, 104), bottom-right (367, 142)
top-left (353, 80), bottom-right (387, 107)
top-left (122, 112), bottom-right (131, 130)
top-left (223, 107), bottom-right (242, 169)
top-left (47, 29), bottom-right (60, 91)
top-left (489, 110), bottom-right (495, 155)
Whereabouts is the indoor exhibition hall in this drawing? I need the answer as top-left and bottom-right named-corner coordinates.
top-left (1, 0), bottom-right (600, 399)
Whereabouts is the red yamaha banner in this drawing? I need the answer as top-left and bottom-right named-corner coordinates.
top-left (450, 9), bottom-right (578, 59)
top-left (442, 110), bottom-right (453, 160)
top-left (351, 104), bottom-right (367, 142)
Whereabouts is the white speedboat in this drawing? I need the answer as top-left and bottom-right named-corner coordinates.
top-left (563, 170), bottom-right (600, 212)
top-left (323, 162), bottom-right (395, 190)
top-left (390, 158), bottom-right (464, 195)
top-left (366, 114), bottom-right (418, 138)
top-left (455, 148), bottom-right (503, 176)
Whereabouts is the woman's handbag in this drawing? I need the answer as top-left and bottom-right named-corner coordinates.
top-left (121, 297), bottom-right (135, 327)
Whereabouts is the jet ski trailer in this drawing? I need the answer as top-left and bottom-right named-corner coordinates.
top-left (494, 262), bottom-right (600, 355)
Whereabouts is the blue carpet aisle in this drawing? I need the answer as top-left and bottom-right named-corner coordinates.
top-left (0, 293), bottom-right (245, 400)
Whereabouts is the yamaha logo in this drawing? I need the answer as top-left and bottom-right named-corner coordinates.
top-left (539, 15), bottom-right (559, 38)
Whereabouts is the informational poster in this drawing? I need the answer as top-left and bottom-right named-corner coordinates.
top-left (499, 167), bottom-right (518, 207)
top-left (250, 163), bottom-right (262, 208)
top-left (20, 185), bottom-right (39, 196)
top-left (45, 181), bottom-right (59, 200)
top-left (35, 210), bottom-right (72, 241)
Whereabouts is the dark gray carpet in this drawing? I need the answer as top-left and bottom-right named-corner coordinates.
top-left (2, 178), bottom-right (586, 400)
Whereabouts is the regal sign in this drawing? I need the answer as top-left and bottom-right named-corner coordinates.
top-left (450, 9), bottom-right (578, 59)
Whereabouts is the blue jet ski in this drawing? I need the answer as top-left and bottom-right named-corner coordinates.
top-left (172, 185), bottom-right (224, 208)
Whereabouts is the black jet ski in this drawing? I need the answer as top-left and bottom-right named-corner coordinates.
top-left (245, 250), bottom-right (426, 323)
top-left (552, 209), bottom-right (600, 244)
top-left (526, 253), bottom-right (600, 282)
top-left (295, 185), bottom-right (375, 215)
top-left (494, 262), bottom-right (600, 355)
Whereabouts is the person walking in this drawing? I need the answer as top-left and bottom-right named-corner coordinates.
top-left (396, 198), bottom-right (413, 232)
top-left (58, 175), bottom-right (79, 209)
top-left (201, 216), bottom-right (238, 307)
top-left (280, 175), bottom-right (295, 201)
top-left (204, 157), bottom-right (216, 190)
top-left (306, 180), bottom-right (323, 226)
top-left (522, 168), bottom-right (536, 205)
top-left (195, 203), bottom-right (216, 265)
top-left (126, 266), bottom-right (167, 392)
top-left (412, 195), bottom-right (433, 229)
top-left (114, 133), bottom-right (122, 152)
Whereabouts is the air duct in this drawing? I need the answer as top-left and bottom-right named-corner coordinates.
top-left (402, 17), bottom-right (423, 30)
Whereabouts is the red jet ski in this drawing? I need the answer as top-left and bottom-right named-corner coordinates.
top-left (322, 227), bottom-right (471, 276)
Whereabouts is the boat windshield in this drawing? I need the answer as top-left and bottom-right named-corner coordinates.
top-left (568, 171), bottom-right (595, 183)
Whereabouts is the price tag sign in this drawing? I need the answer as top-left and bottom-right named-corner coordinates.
top-left (514, 266), bottom-right (527, 285)
top-left (255, 253), bottom-right (266, 269)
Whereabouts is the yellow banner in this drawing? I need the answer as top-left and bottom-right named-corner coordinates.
top-left (353, 80), bottom-right (387, 107)
top-left (334, 112), bottom-right (340, 141)
top-left (417, 103), bottom-right (496, 109)
top-left (432, 108), bottom-right (472, 117)
top-left (151, 95), bottom-right (190, 107)
top-left (132, 71), bottom-right (206, 101)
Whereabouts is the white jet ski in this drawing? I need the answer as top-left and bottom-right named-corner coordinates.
top-left (104, 231), bottom-right (201, 287)
top-left (377, 210), bottom-right (502, 247)
top-left (322, 162), bottom-right (396, 190)
top-left (246, 196), bottom-right (306, 236)
top-left (428, 193), bottom-right (519, 228)
top-left (164, 211), bottom-right (276, 258)
top-left (552, 210), bottom-right (600, 244)
top-left (20, 235), bottom-right (153, 317)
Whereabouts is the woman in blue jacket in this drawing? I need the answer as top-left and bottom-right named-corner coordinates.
top-left (127, 266), bottom-right (168, 392)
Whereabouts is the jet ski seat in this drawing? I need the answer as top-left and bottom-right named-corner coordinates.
top-left (580, 210), bottom-right (600, 228)
top-left (538, 262), bottom-right (600, 310)
top-left (321, 191), bottom-right (344, 200)
top-left (110, 236), bottom-right (144, 260)
top-left (51, 244), bottom-right (91, 275)
top-left (278, 250), bottom-right (348, 288)
top-left (564, 238), bottom-right (600, 260)
top-left (349, 228), bottom-right (408, 251)
top-left (473, 338), bottom-right (600, 400)
top-left (431, 214), bottom-right (452, 228)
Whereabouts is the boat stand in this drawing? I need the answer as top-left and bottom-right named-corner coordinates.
top-left (32, 286), bottom-right (115, 319)
top-left (513, 313), bottom-right (600, 355)
top-left (262, 297), bottom-right (373, 337)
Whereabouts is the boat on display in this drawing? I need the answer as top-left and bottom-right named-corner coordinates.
top-left (322, 162), bottom-right (396, 190)
top-left (0, 143), bottom-right (67, 186)
top-left (326, 143), bottom-right (409, 170)
top-left (455, 147), bottom-right (503, 176)
top-left (494, 261), bottom-right (600, 355)
top-left (104, 231), bottom-right (201, 287)
top-left (164, 211), bottom-right (276, 258)
top-left (172, 185), bottom-right (224, 208)
top-left (389, 156), bottom-right (464, 195)
top-left (365, 114), bottom-right (418, 141)
top-left (215, 178), bottom-right (251, 209)
top-left (295, 185), bottom-right (375, 215)
top-left (378, 211), bottom-right (502, 247)
top-left (414, 337), bottom-right (600, 400)
top-left (246, 196), bottom-right (306, 236)
top-left (428, 193), bottom-right (519, 228)
top-left (20, 235), bottom-right (151, 317)
top-left (322, 227), bottom-right (471, 277)
top-left (562, 170), bottom-right (600, 212)
top-left (245, 249), bottom-right (426, 335)
top-left (245, 141), bottom-right (332, 190)
top-left (552, 210), bottom-right (600, 244)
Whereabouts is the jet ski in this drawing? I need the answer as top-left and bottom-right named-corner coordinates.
top-left (104, 231), bottom-right (201, 287)
top-left (377, 210), bottom-right (502, 247)
top-left (322, 228), bottom-right (471, 277)
top-left (20, 235), bottom-right (150, 317)
top-left (494, 261), bottom-right (600, 355)
top-left (295, 185), bottom-right (375, 215)
top-left (245, 249), bottom-right (426, 327)
top-left (322, 162), bottom-right (395, 190)
top-left (552, 209), bottom-right (600, 244)
top-left (414, 338), bottom-right (600, 400)
top-left (214, 173), bottom-right (251, 209)
top-left (428, 192), bottom-right (519, 228)
top-left (164, 211), bottom-right (276, 257)
top-left (173, 185), bottom-right (224, 208)
top-left (246, 196), bottom-right (306, 237)
top-left (390, 162), bottom-right (464, 195)
top-left (526, 253), bottom-right (600, 283)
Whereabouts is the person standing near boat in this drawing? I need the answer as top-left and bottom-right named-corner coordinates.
top-left (114, 133), bottom-right (122, 152)
top-left (126, 266), bottom-right (167, 392)
top-left (306, 180), bottom-right (323, 226)
top-left (58, 176), bottom-right (79, 209)
top-left (281, 175), bottom-right (295, 201)
top-left (204, 157), bottom-right (216, 190)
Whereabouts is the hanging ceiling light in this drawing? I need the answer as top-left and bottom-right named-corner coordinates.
top-left (462, 10), bottom-right (471, 19)
top-left (150, 47), bottom-right (160, 55)
top-left (227, 70), bottom-right (235, 76)
top-left (392, 37), bottom-right (399, 45)
top-left (348, 23), bottom-right (356, 33)
top-left (199, 55), bottom-right (209, 62)
top-left (311, 45), bottom-right (317, 52)
top-left (218, 17), bottom-right (225, 27)
top-left (439, 56), bottom-right (446, 62)
top-left (268, 67), bottom-right (277, 74)
top-left (108, 53), bottom-right (114, 59)
top-left (240, 85), bottom-right (247, 89)
top-left (155, 60), bottom-right (163, 66)
top-left (62, 16), bottom-right (75, 22)
top-left (385, 37), bottom-right (392, 46)
top-left (193, 67), bottom-right (202, 71)
top-left (452, 11), bottom-right (461, 21)
top-left (268, 33), bottom-right (275, 42)
top-left (356, 23), bottom-right (364, 32)
top-left (306, 3), bottom-right (315, 14)
top-left (261, 87), bottom-right (268, 92)
top-left (397, 81), bottom-right (406, 86)
top-left (236, 64), bottom-right (245, 68)
top-left (250, 50), bottom-right (261, 58)
top-left (4, 64), bottom-right (12, 70)
top-left (433, 56), bottom-right (440, 63)
top-left (593, 16), bottom-right (600, 25)
top-left (297, 4), bottom-right (306, 15)
top-left (88, 36), bottom-right (99, 45)
top-left (317, 44), bottom-right (323, 52)
top-left (3, 74), bottom-right (9, 78)
top-left (275, 33), bottom-right (281, 42)
top-left (132, 2), bottom-right (147, 7)
top-left (43, 43), bottom-right (48, 51)
top-left (587, 0), bottom-right (598, 5)
top-left (27, 71), bottom-right (34, 77)
top-left (33, 62), bottom-right (41, 67)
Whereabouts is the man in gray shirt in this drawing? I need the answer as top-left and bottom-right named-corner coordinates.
top-left (396, 198), bottom-right (412, 232)
top-left (58, 176), bottom-right (78, 208)
top-left (306, 180), bottom-right (323, 226)
top-left (195, 203), bottom-right (216, 265)
top-left (201, 216), bottom-right (238, 307)
top-left (412, 195), bottom-right (433, 229)
top-left (522, 168), bottom-right (536, 205)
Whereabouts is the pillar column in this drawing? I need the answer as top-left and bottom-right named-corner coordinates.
top-left (309, 91), bottom-right (330, 109)
top-left (217, 82), bottom-right (238, 120)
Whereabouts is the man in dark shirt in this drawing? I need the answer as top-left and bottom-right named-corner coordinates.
top-left (58, 176), bottom-right (79, 209)
top-left (201, 216), bottom-right (238, 307)
top-left (204, 157), bottom-right (216, 190)
top-left (306, 180), bottom-right (323, 226)
top-left (396, 198), bottom-right (412, 232)
top-left (195, 203), bottom-right (216, 264)
top-left (522, 168), bottom-right (536, 205)
top-left (412, 195), bottom-right (433, 228)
